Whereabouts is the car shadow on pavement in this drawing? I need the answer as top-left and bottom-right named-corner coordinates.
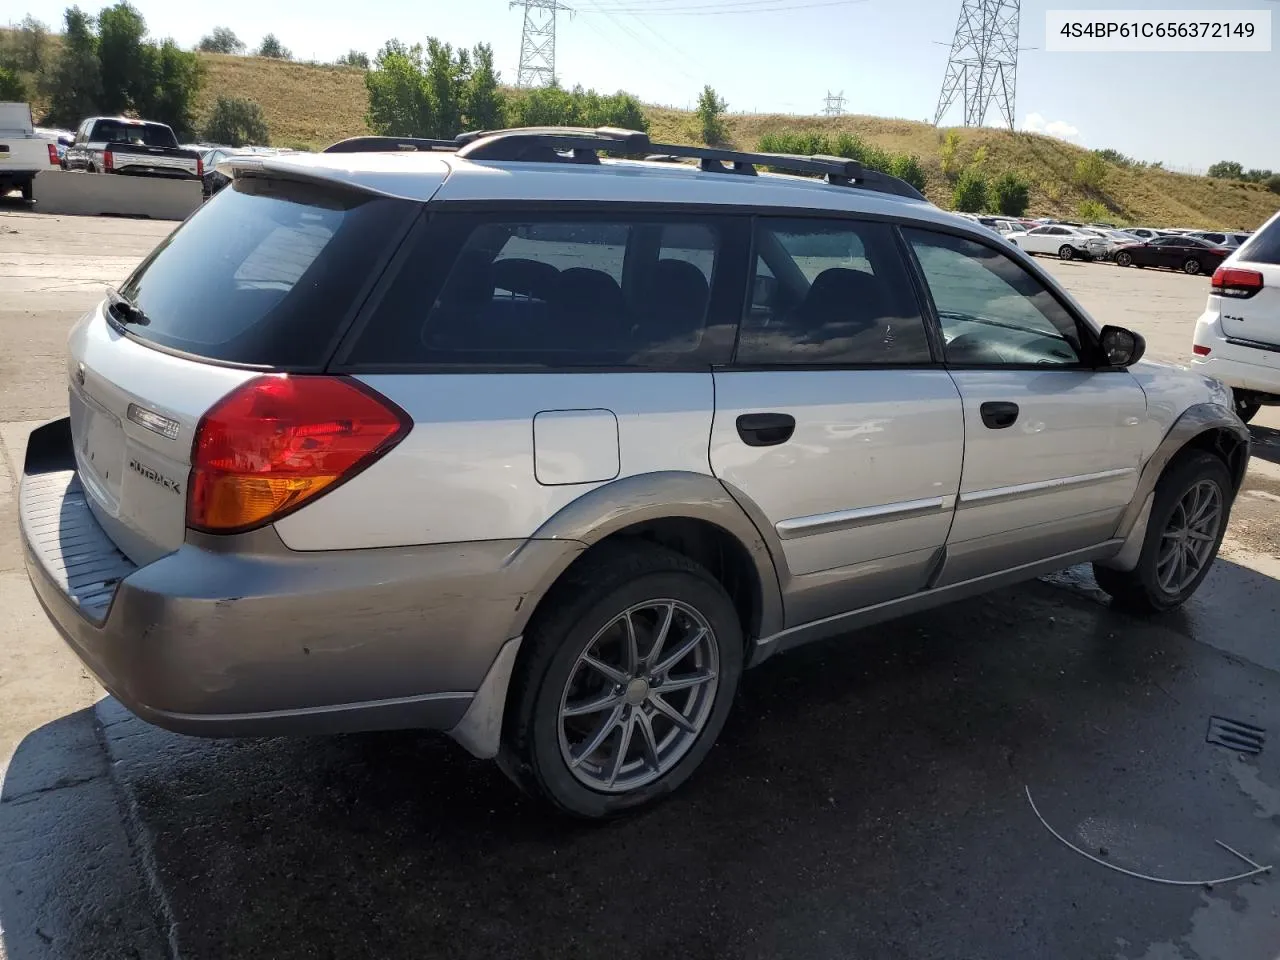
top-left (0, 709), bottom-right (169, 960)
top-left (25, 568), bottom-right (1278, 960)
top-left (1248, 424), bottom-right (1280, 467)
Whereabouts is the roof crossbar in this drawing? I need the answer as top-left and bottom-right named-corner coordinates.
top-left (322, 126), bottom-right (926, 201)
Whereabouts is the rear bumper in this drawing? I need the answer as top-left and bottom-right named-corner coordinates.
top-left (20, 418), bottom-right (582, 738)
top-left (1191, 313), bottom-right (1280, 397)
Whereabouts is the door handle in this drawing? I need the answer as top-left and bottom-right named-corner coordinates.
top-left (736, 412), bottom-right (796, 447)
top-left (980, 401), bottom-right (1020, 430)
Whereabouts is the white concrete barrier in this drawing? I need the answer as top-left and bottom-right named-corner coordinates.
top-left (32, 170), bottom-right (201, 220)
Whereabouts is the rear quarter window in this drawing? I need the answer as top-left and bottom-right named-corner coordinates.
top-left (1239, 219), bottom-right (1280, 265)
top-left (115, 178), bottom-right (418, 367)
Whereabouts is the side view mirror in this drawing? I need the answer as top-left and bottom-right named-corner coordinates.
top-left (1099, 325), bottom-right (1146, 367)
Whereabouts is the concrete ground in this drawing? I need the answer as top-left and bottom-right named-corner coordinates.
top-left (2, 207), bottom-right (1280, 960)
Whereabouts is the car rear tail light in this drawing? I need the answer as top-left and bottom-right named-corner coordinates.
top-left (1193, 344), bottom-right (1211, 356)
top-left (196, 155), bottom-right (203, 178)
top-left (103, 150), bottom-right (113, 172)
top-left (1211, 266), bottom-right (1264, 298)
top-left (188, 375), bottom-right (411, 533)
top-left (47, 142), bottom-right (59, 165)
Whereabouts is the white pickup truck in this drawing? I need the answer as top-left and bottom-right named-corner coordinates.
top-left (0, 102), bottom-right (57, 201)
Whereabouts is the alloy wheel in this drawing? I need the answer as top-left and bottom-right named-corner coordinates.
top-left (1116, 252), bottom-right (1132, 267)
top-left (1059, 245), bottom-right (1074, 260)
top-left (1156, 479), bottom-right (1223, 594)
top-left (1184, 258), bottom-right (1202, 275)
top-left (558, 600), bottom-right (720, 793)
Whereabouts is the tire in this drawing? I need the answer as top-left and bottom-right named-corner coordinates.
top-left (499, 541), bottom-right (744, 818)
top-left (1115, 251), bottom-right (1133, 267)
top-left (1058, 245), bottom-right (1075, 260)
top-left (1093, 451), bottom-right (1233, 613)
top-left (1233, 391), bottom-right (1261, 424)
top-left (1183, 257), bottom-right (1203, 275)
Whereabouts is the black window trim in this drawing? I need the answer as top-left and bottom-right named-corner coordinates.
top-left (329, 204), bottom-right (749, 375)
top-left (898, 223), bottom-right (1112, 372)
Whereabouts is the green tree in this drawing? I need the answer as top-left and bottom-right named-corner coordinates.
top-left (257, 34), bottom-right (292, 60)
top-left (1072, 152), bottom-right (1107, 190)
top-left (1241, 168), bottom-right (1273, 184)
top-left (1207, 160), bottom-right (1243, 179)
top-left (0, 66), bottom-right (27, 100)
top-left (952, 168), bottom-right (988, 212)
top-left (1094, 147), bottom-right (1132, 167)
top-left (96, 1), bottom-right (150, 116)
top-left (696, 84), bottom-right (727, 144)
top-left (422, 39), bottom-right (465, 138)
top-left (939, 130), bottom-right (961, 179)
top-left (991, 170), bottom-right (1030, 216)
top-left (142, 39), bottom-right (203, 138)
top-left (203, 95), bottom-right (269, 145)
top-left (1267, 174), bottom-right (1280, 195)
top-left (336, 49), bottom-right (370, 68)
top-left (509, 82), bottom-right (578, 126)
top-left (2, 15), bottom-right (51, 74)
top-left (365, 41), bottom-right (431, 137)
top-left (462, 43), bottom-right (502, 131)
top-left (44, 7), bottom-right (102, 129)
top-left (197, 27), bottom-right (245, 55)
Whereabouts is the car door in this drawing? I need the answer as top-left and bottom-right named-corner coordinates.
top-left (67, 121), bottom-right (88, 170)
top-left (1019, 226), bottom-right (1052, 255)
top-left (710, 216), bottom-right (964, 626)
top-left (901, 226), bottom-right (1148, 585)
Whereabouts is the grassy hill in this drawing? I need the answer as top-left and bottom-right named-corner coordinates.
top-left (11, 43), bottom-right (1278, 230)
top-left (195, 54), bottom-right (1277, 230)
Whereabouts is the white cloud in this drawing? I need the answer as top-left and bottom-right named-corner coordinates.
top-left (1021, 112), bottom-right (1082, 142)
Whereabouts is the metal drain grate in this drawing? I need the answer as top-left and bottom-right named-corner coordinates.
top-left (1207, 716), bottom-right (1266, 754)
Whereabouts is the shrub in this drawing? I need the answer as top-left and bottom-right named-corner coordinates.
top-left (257, 34), bottom-right (292, 60)
top-left (1207, 160), bottom-right (1243, 179)
top-left (1094, 148), bottom-right (1133, 167)
top-left (203, 96), bottom-right (269, 146)
top-left (336, 50), bottom-right (370, 69)
top-left (1077, 199), bottom-right (1109, 222)
top-left (952, 168), bottom-right (988, 212)
top-left (992, 171), bottom-right (1030, 216)
top-left (888, 154), bottom-right (926, 191)
top-left (1073, 152), bottom-right (1107, 190)
top-left (939, 130), bottom-right (961, 179)
top-left (696, 84), bottom-right (727, 145)
top-left (1267, 174), bottom-right (1280, 195)
top-left (197, 27), bottom-right (244, 55)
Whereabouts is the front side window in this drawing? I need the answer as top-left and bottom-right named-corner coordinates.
top-left (736, 218), bottom-right (931, 366)
top-left (347, 216), bottom-right (727, 367)
top-left (904, 228), bottom-right (1086, 367)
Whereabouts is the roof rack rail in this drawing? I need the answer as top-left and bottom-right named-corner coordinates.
top-left (323, 135), bottom-right (458, 154)
top-left (454, 126), bottom-right (926, 201)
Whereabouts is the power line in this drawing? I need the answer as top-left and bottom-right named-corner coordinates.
top-left (577, 0), bottom-right (701, 82)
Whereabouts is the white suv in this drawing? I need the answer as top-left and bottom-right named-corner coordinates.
top-left (19, 127), bottom-right (1250, 817)
top-left (1191, 210), bottom-right (1280, 422)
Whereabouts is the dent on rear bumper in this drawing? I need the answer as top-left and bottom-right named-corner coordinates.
top-left (19, 421), bottom-right (585, 737)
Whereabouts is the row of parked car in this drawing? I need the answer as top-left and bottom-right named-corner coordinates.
top-left (958, 213), bottom-right (1253, 277)
top-left (5, 106), bottom-right (292, 202)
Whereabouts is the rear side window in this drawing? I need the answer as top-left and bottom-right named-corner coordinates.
top-left (116, 178), bottom-right (416, 367)
top-left (92, 120), bottom-right (177, 147)
top-left (1239, 218), bottom-right (1280, 265)
top-left (346, 215), bottom-right (732, 367)
top-left (736, 218), bottom-right (931, 366)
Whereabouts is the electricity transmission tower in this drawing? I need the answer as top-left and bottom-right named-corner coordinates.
top-left (823, 91), bottom-right (847, 116)
top-left (512, 0), bottom-right (572, 88)
top-left (933, 0), bottom-right (1020, 130)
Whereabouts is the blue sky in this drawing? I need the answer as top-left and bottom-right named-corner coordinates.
top-left (8, 0), bottom-right (1279, 170)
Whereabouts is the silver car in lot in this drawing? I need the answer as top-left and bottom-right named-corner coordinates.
top-left (19, 128), bottom-right (1250, 817)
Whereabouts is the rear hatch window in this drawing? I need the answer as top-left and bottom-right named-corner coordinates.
top-left (115, 178), bottom-right (418, 367)
top-left (92, 120), bottom-right (178, 147)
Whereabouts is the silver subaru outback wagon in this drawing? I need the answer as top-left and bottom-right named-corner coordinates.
top-left (19, 127), bottom-right (1249, 817)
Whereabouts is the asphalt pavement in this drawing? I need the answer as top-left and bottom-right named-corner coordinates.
top-left (2, 208), bottom-right (1280, 960)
